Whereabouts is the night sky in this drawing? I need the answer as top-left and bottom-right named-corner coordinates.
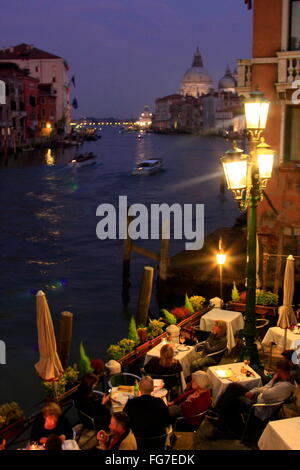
top-left (1, 0), bottom-right (252, 118)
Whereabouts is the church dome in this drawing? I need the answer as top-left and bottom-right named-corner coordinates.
top-left (180, 48), bottom-right (213, 98)
top-left (218, 65), bottom-right (237, 92)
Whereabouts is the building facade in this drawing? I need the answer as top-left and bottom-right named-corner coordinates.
top-left (0, 63), bottom-right (26, 152)
top-left (38, 83), bottom-right (56, 137)
top-left (0, 44), bottom-right (70, 132)
top-left (238, 0), bottom-right (300, 275)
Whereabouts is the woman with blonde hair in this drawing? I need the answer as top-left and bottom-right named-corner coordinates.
top-left (168, 371), bottom-right (212, 426)
top-left (190, 320), bottom-right (227, 372)
top-left (30, 401), bottom-right (73, 444)
top-left (144, 344), bottom-right (182, 390)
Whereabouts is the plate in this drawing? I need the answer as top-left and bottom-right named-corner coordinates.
top-left (152, 388), bottom-right (168, 399)
top-left (176, 345), bottom-right (190, 352)
top-left (111, 391), bottom-right (133, 406)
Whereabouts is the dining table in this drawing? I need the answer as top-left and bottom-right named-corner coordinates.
top-left (207, 362), bottom-right (262, 401)
top-left (199, 308), bottom-right (244, 351)
top-left (262, 326), bottom-right (300, 351)
top-left (258, 416), bottom-right (300, 450)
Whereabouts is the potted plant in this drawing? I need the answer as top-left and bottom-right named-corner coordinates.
top-left (228, 283), bottom-right (279, 317)
top-left (42, 364), bottom-right (79, 399)
top-left (189, 295), bottom-right (206, 312)
top-left (0, 402), bottom-right (24, 439)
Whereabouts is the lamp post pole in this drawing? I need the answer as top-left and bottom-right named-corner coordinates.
top-left (243, 140), bottom-right (261, 365)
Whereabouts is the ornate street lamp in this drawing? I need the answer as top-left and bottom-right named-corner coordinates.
top-left (220, 89), bottom-right (274, 364)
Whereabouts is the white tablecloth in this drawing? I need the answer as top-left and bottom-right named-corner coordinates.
top-left (258, 417), bottom-right (300, 450)
top-left (144, 342), bottom-right (197, 389)
top-left (262, 327), bottom-right (300, 351)
top-left (200, 308), bottom-right (244, 351)
top-left (207, 362), bottom-right (262, 401)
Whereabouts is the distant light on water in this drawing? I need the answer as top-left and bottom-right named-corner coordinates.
top-left (45, 148), bottom-right (55, 166)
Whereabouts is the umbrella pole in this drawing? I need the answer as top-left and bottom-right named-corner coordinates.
top-left (283, 328), bottom-right (287, 351)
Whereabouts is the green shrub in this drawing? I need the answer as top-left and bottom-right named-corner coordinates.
top-left (128, 317), bottom-right (140, 345)
top-left (184, 294), bottom-right (194, 313)
top-left (0, 402), bottom-right (23, 428)
top-left (147, 319), bottom-right (165, 340)
top-left (161, 309), bottom-right (177, 325)
top-left (256, 290), bottom-right (279, 306)
top-left (231, 282), bottom-right (240, 302)
top-left (189, 295), bottom-right (206, 311)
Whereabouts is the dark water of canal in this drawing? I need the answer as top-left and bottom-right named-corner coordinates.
top-left (0, 127), bottom-right (239, 410)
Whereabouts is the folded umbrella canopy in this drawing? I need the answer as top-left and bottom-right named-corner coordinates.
top-left (277, 255), bottom-right (297, 350)
top-left (35, 290), bottom-right (63, 381)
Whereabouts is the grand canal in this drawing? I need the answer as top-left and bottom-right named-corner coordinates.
top-left (0, 127), bottom-right (239, 409)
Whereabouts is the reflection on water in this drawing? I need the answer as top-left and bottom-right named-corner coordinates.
top-left (45, 148), bottom-right (55, 166)
top-left (0, 127), bottom-right (239, 409)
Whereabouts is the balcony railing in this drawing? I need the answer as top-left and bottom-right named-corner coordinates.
top-left (236, 59), bottom-right (252, 96)
top-left (276, 51), bottom-right (300, 92)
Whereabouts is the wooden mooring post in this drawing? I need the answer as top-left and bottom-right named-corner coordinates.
top-left (57, 311), bottom-right (73, 369)
top-left (136, 266), bottom-right (154, 327)
top-left (122, 212), bottom-right (170, 299)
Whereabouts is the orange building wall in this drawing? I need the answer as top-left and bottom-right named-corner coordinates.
top-left (253, 0), bottom-right (283, 58)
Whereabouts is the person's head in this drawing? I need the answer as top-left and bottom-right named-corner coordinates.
top-left (109, 412), bottom-right (129, 436)
top-left (160, 344), bottom-right (175, 368)
top-left (276, 359), bottom-right (291, 381)
top-left (138, 376), bottom-right (154, 395)
top-left (282, 349), bottom-right (295, 367)
top-left (191, 371), bottom-right (211, 390)
top-left (42, 402), bottom-right (62, 430)
top-left (212, 320), bottom-right (227, 337)
top-left (45, 434), bottom-right (62, 451)
top-left (78, 373), bottom-right (99, 395)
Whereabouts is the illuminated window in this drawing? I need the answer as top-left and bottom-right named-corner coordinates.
top-left (290, 0), bottom-right (300, 50)
top-left (284, 105), bottom-right (300, 161)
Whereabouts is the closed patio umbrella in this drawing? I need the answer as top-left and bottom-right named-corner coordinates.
top-left (277, 255), bottom-right (297, 350)
top-left (35, 290), bottom-right (63, 381)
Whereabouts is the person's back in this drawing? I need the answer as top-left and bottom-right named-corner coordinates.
top-left (124, 377), bottom-right (170, 450)
top-left (124, 394), bottom-right (170, 437)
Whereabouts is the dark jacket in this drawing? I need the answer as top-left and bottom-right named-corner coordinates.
top-left (123, 394), bottom-right (171, 438)
top-left (30, 413), bottom-right (73, 443)
top-left (201, 333), bottom-right (227, 362)
top-left (75, 392), bottom-right (111, 430)
top-left (144, 357), bottom-right (182, 389)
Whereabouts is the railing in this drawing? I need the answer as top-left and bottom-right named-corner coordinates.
top-left (277, 51), bottom-right (300, 87)
top-left (236, 59), bottom-right (252, 91)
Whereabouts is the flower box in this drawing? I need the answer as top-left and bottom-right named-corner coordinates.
top-left (228, 301), bottom-right (278, 317)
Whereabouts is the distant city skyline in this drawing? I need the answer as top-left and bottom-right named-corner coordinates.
top-left (0, 0), bottom-right (252, 117)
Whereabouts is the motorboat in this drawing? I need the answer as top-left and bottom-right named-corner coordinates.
top-left (68, 152), bottom-right (97, 168)
top-left (132, 159), bottom-right (163, 175)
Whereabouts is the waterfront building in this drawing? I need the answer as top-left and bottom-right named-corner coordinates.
top-left (136, 105), bottom-right (153, 129)
top-left (238, 0), bottom-right (300, 258)
top-left (0, 44), bottom-right (71, 133)
top-left (153, 50), bottom-right (244, 135)
top-left (152, 94), bottom-right (183, 131)
top-left (0, 62), bottom-right (26, 152)
top-left (38, 83), bottom-right (56, 137)
top-left (18, 70), bottom-right (39, 143)
top-left (180, 47), bottom-right (213, 97)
